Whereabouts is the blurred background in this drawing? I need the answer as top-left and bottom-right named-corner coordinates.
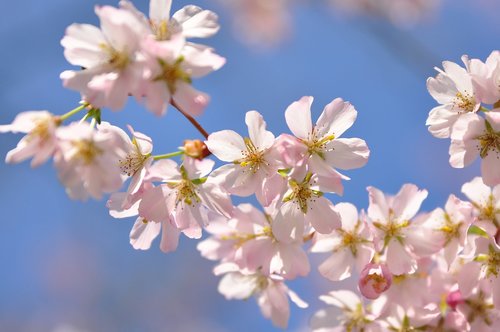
top-left (0, 0), bottom-right (498, 331)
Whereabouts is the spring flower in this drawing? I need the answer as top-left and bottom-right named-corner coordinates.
top-left (310, 202), bottom-right (374, 281)
top-left (60, 6), bottom-right (148, 110)
top-left (462, 177), bottom-right (500, 236)
top-left (358, 263), bottom-right (393, 300)
top-left (450, 112), bottom-right (500, 186)
top-left (206, 110), bottom-right (280, 197)
top-left (0, 110), bottom-right (60, 167)
top-left (55, 122), bottom-right (128, 200)
top-left (284, 96), bottom-right (369, 194)
top-left (426, 59), bottom-right (480, 138)
top-left (217, 268), bottom-right (308, 329)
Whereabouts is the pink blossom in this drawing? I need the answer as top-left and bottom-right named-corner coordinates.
top-left (418, 194), bottom-right (474, 268)
top-left (60, 6), bottom-right (148, 110)
top-left (137, 34), bottom-right (225, 116)
top-left (358, 263), bottom-right (392, 300)
top-left (117, 125), bottom-right (154, 197)
top-left (367, 184), bottom-right (432, 275)
top-left (310, 290), bottom-right (382, 332)
top-left (426, 59), bottom-right (480, 138)
top-left (284, 96), bottom-right (369, 194)
top-left (450, 112), bottom-right (500, 186)
top-left (197, 203), bottom-right (310, 279)
top-left (310, 202), bottom-right (374, 281)
top-left (55, 122), bottom-right (128, 200)
top-left (120, 0), bottom-right (220, 41)
top-left (0, 110), bottom-right (60, 167)
top-left (138, 157), bottom-right (232, 238)
top-left (272, 172), bottom-right (341, 243)
top-left (217, 269), bottom-right (307, 329)
top-left (462, 177), bottom-right (500, 236)
top-left (206, 111), bottom-right (281, 198)
top-left (446, 289), bottom-right (465, 311)
top-left (463, 51), bottom-right (500, 105)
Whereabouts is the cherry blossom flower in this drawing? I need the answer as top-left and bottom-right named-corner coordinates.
top-left (310, 202), bottom-right (374, 281)
top-left (120, 0), bottom-right (220, 41)
top-left (60, 6), bottom-right (148, 110)
top-left (138, 157), bottom-right (232, 238)
top-left (462, 51), bottom-right (500, 105)
top-left (367, 184), bottom-right (436, 275)
top-left (55, 122), bottom-right (128, 200)
top-left (284, 96), bottom-right (369, 194)
top-left (462, 177), bottom-right (500, 236)
top-left (310, 290), bottom-right (382, 332)
top-left (272, 171), bottom-right (341, 243)
top-left (457, 235), bottom-right (500, 309)
top-left (217, 268), bottom-right (307, 329)
top-left (358, 263), bottom-right (393, 300)
top-left (107, 182), bottom-right (181, 253)
top-left (426, 59), bottom-right (480, 138)
top-left (0, 110), bottom-right (60, 167)
top-left (450, 112), bottom-right (500, 186)
top-left (197, 203), bottom-right (310, 279)
top-left (456, 289), bottom-right (500, 332)
top-left (216, 0), bottom-right (291, 47)
top-left (419, 194), bottom-right (474, 268)
top-left (118, 125), bottom-right (154, 197)
top-left (206, 110), bottom-right (281, 198)
top-left (137, 34), bottom-right (225, 116)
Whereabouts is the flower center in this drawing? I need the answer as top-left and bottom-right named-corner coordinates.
top-left (100, 43), bottom-right (129, 70)
top-left (476, 131), bottom-right (500, 159)
top-left (453, 91), bottom-right (476, 113)
top-left (238, 137), bottom-right (268, 173)
top-left (154, 57), bottom-right (191, 94)
top-left (439, 213), bottom-right (462, 245)
top-left (302, 129), bottom-right (335, 159)
top-left (72, 139), bottom-right (102, 165)
top-left (171, 179), bottom-right (200, 206)
top-left (151, 19), bottom-right (172, 41)
top-left (27, 118), bottom-right (53, 143)
top-left (283, 173), bottom-right (322, 214)
top-left (119, 150), bottom-right (149, 176)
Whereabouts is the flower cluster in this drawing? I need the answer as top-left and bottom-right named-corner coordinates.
top-left (1, 0), bottom-right (500, 330)
top-left (427, 51), bottom-right (500, 186)
top-left (312, 178), bottom-right (500, 331)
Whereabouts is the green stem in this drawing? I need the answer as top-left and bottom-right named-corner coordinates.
top-left (60, 103), bottom-right (88, 121)
top-left (480, 106), bottom-right (491, 113)
top-left (153, 150), bottom-right (184, 160)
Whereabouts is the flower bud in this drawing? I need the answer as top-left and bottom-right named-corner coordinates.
top-left (358, 263), bottom-right (392, 300)
top-left (182, 139), bottom-right (209, 159)
top-left (446, 289), bottom-right (464, 311)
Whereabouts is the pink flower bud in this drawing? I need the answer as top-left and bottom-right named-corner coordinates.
top-left (446, 289), bottom-right (464, 311)
top-left (358, 263), bottom-right (392, 300)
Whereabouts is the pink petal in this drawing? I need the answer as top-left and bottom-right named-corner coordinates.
top-left (284, 96), bottom-right (313, 140)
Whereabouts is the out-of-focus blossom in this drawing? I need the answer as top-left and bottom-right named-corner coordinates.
top-left (0, 110), bottom-right (60, 167)
top-left (55, 122), bottom-right (128, 200)
top-left (310, 290), bottom-right (382, 332)
top-left (60, 6), bottom-right (148, 110)
top-left (217, 268), bottom-right (307, 329)
top-left (216, 0), bottom-right (291, 47)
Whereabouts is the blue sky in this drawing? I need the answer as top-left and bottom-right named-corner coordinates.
top-left (0, 0), bottom-right (498, 331)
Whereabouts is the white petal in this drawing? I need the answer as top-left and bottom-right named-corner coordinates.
top-left (205, 130), bottom-right (245, 162)
top-left (316, 98), bottom-right (357, 138)
top-left (284, 96), bottom-right (313, 140)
